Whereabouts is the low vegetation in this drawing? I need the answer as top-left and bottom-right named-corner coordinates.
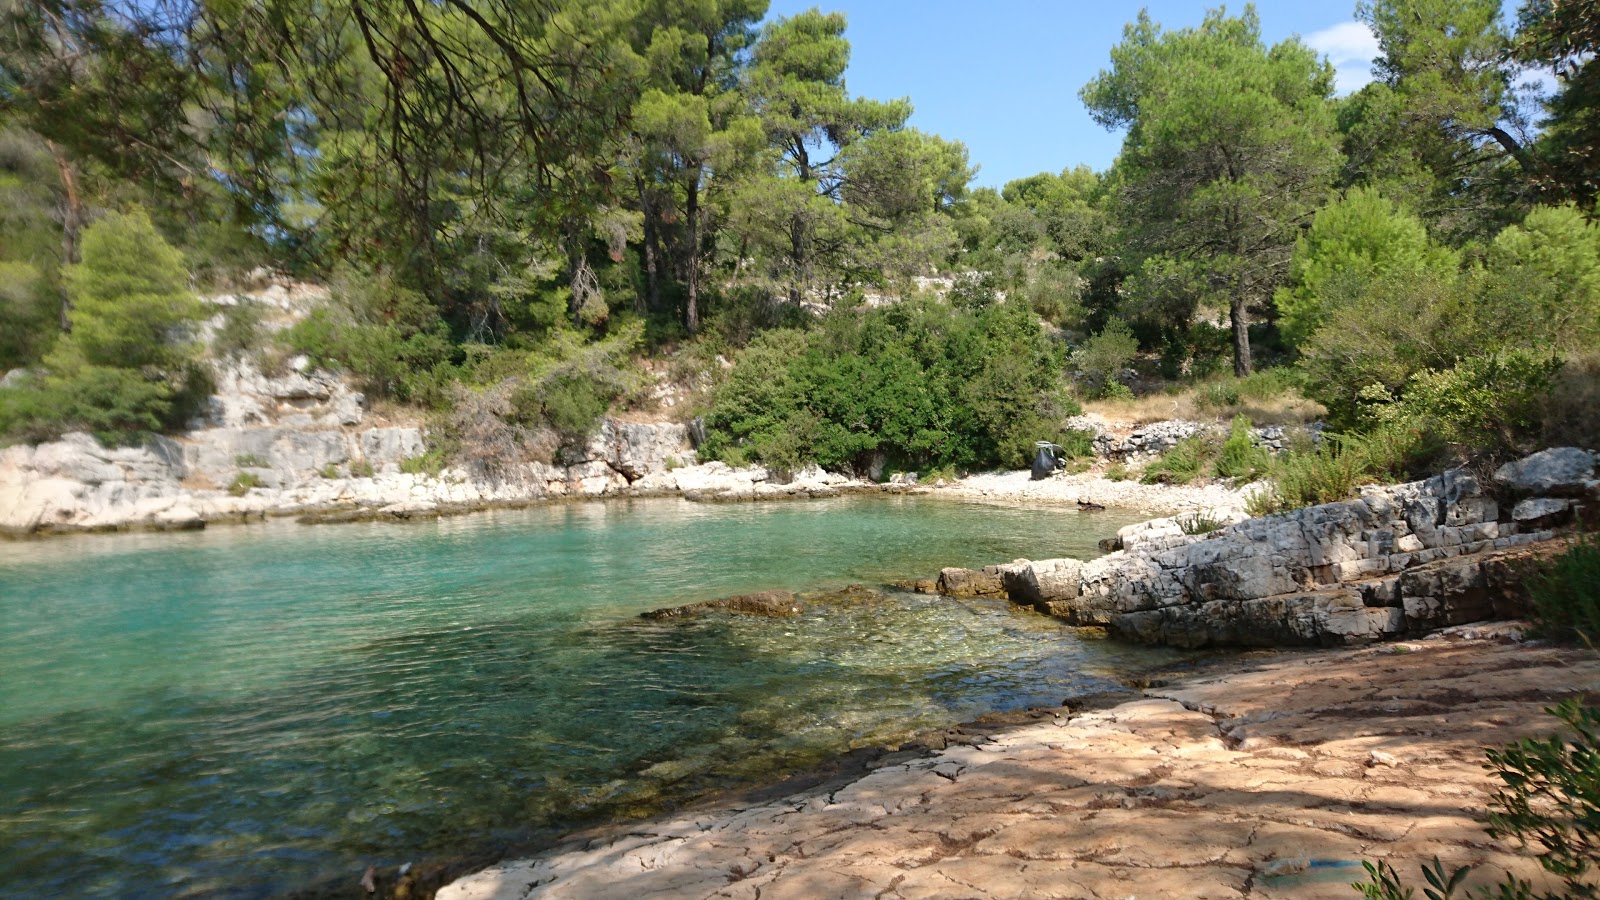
top-left (227, 472), bottom-right (263, 496)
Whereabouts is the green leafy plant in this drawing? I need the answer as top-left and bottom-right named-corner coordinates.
top-left (1140, 435), bottom-right (1216, 485)
top-left (1213, 415), bottom-right (1270, 481)
top-left (1178, 509), bottom-right (1228, 535)
top-left (399, 449), bottom-right (447, 477)
top-left (227, 471), bottom-right (263, 496)
top-left (1073, 318), bottom-right (1139, 400)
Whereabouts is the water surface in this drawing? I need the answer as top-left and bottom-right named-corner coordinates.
top-left (0, 496), bottom-right (1177, 897)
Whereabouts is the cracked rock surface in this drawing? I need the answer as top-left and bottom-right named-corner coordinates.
top-left (439, 637), bottom-right (1599, 899)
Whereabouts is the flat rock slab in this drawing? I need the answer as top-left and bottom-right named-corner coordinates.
top-left (439, 638), bottom-right (1598, 900)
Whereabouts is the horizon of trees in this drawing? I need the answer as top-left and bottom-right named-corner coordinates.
top-left (2, 0), bottom-right (1598, 471)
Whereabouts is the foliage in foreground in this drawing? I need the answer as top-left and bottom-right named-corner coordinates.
top-left (1353, 698), bottom-right (1600, 899)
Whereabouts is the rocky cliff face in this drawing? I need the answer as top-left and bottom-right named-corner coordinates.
top-left (994, 447), bottom-right (1597, 648)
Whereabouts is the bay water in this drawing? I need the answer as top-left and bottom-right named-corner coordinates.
top-left (0, 496), bottom-right (1183, 897)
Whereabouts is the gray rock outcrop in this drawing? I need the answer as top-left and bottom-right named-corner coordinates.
top-left (996, 452), bottom-right (1593, 648)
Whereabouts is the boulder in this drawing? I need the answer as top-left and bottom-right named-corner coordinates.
top-left (1494, 448), bottom-right (1597, 496)
top-left (936, 567), bottom-right (1005, 598)
top-left (1001, 558), bottom-right (1085, 617)
top-left (1512, 497), bottom-right (1572, 528)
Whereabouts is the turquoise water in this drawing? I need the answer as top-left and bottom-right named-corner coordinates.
top-left (0, 496), bottom-right (1177, 897)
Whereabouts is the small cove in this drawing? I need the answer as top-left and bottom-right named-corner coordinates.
top-left (0, 496), bottom-right (1188, 897)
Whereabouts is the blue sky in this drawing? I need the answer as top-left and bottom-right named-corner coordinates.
top-left (758, 2), bottom-right (1394, 188)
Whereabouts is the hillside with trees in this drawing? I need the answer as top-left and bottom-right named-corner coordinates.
top-left (2, 0), bottom-right (1598, 491)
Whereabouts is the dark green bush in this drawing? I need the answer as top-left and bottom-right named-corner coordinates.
top-left (1072, 318), bottom-right (1139, 400)
top-left (1363, 351), bottom-right (1562, 457)
top-left (280, 265), bottom-right (454, 402)
top-left (212, 300), bottom-right (268, 359)
top-left (702, 295), bottom-right (1070, 473)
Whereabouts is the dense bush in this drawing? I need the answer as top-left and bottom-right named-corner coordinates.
top-left (1276, 187), bottom-right (1456, 350)
top-left (702, 296), bottom-right (1075, 473)
top-left (281, 265), bottom-right (454, 403)
top-left (1362, 351), bottom-right (1563, 457)
top-left (1072, 318), bottom-right (1138, 400)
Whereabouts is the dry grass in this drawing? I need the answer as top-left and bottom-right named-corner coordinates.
top-left (1542, 353), bottom-right (1600, 451)
top-left (1084, 383), bottom-right (1324, 426)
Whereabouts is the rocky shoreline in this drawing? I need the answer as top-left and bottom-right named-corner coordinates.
top-left (438, 631), bottom-right (1595, 900)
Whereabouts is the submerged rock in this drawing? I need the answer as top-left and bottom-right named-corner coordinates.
top-left (641, 590), bottom-right (802, 620)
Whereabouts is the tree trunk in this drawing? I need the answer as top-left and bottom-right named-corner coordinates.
top-left (683, 173), bottom-right (701, 336)
top-left (1230, 294), bottom-right (1253, 377)
top-left (46, 140), bottom-right (83, 333)
top-left (635, 176), bottom-right (661, 314)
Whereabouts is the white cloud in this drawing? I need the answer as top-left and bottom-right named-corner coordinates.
top-left (1306, 21), bottom-right (1381, 95)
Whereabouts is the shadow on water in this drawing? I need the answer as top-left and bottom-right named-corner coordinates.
top-left (0, 497), bottom-right (1183, 897)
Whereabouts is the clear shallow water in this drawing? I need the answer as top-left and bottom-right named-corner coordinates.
top-left (0, 496), bottom-right (1180, 897)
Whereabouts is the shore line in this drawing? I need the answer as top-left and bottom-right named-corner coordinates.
top-left (436, 627), bottom-right (1584, 900)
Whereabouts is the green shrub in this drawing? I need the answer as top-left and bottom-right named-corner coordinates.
top-left (1140, 436), bottom-right (1216, 485)
top-left (1198, 368), bottom-right (1307, 412)
top-left (1213, 416), bottom-right (1269, 481)
top-left (1246, 426), bottom-right (1425, 516)
top-left (703, 295), bottom-right (1067, 473)
top-left (399, 449), bottom-right (448, 477)
top-left (1364, 351), bottom-right (1562, 456)
top-left (234, 453), bottom-right (270, 468)
top-left (1105, 462), bottom-right (1129, 482)
top-left (1276, 187), bottom-right (1457, 350)
top-left (349, 458), bottom-right (375, 478)
top-left (1178, 509), bottom-right (1227, 535)
top-left (1073, 318), bottom-right (1139, 399)
top-left (1, 208), bottom-right (207, 445)
top-left (280, 265), bottom-right (453, 402)
top-left (227, 471), bottom-right (263, 496)
top-left (1528, 535), bottom-right (1600, 644)
top-left (0, 366), bottom-right (183, 446)
top-left (318, 463), bottom-right (339, 479)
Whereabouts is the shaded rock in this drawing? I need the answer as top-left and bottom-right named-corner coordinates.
top-left (1512, 497), bottom-right (1572, 528)
top-left (1495, 447), bottom-right (1597, 496)
top-left (641, 590), bottom-right (802, 620)
top-left (1113, 588), bottom-right (1403, 648)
